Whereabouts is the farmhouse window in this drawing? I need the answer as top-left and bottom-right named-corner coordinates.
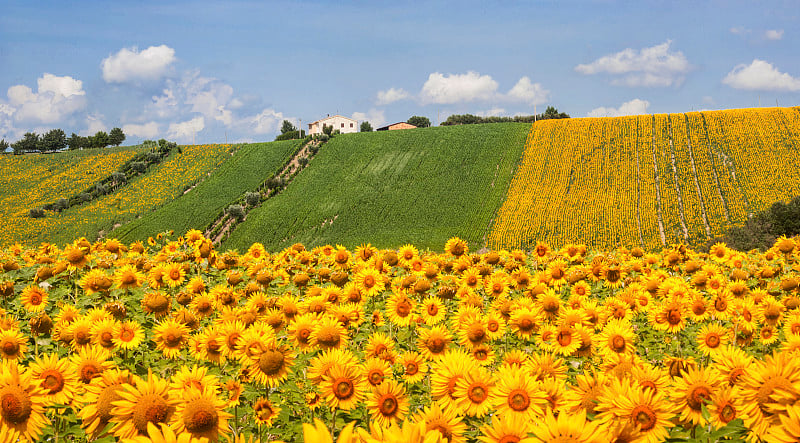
top-left (350, 123), bottom-right (354, 128)
top-left (341, 123), bottom-right (345, 128)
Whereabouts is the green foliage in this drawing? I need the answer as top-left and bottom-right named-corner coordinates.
top-left (223, 123), bottom-right (530, 251)
top-left (441, 108), bottom-right (570, 126)
top-left (705, 195), bottom-right (800, 251)
top-left (360, 121), bottom-right (373, 132)
top-left (28, 208), bottom-right (45, 218)
top-left (275, 130), bottom-right (305, 141)
top-left (67, 133), bottom-right (85, 150)
top-left (116, 140), bottom-right (302, 242)
top-left (108, 127), bottom-right (126, 146)
top-left (407, 115), bottom-right (431, 128)
top-left (41, 129), bottom-right (67, 152)
top-left (322, 124), bottom-right (333, 136)
top-left (13, 132), bottom-right (39, 154)
top-left (244, 191), bottom-right (261, 206)
top-left (281, 120), bottom-right (297, 134)
top-left (227, 204), bottom-right (245, 220)
top-left (0, 139), bottom-right (8, 152)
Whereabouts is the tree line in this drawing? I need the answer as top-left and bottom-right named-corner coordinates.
top-left (0, 128), bottom-right (126, 154)
top-left (440, 106), bottom-right (569, 126)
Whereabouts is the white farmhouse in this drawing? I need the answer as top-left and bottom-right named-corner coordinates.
top-left (307, 115), bottom-right (358, 135)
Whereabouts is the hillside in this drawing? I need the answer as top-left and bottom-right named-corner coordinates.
top-left (223, 123), bottom-right (531, 251)
top-left (114, 139), bottom-right (303, 243)
top-left (489, 107), bottom-right (800, 250)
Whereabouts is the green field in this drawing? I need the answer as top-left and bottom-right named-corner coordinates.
top-left (223, 123), bottom-right (531, 251)
top-left (115, 140), bottom-right (303, 242)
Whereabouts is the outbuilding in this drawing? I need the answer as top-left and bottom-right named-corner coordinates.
top-left (307, 115), bottom-right (358, 135)
top-left (376, 122), bottom-right (417, 131)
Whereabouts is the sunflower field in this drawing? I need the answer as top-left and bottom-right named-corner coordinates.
top-left (0, 229), bottom-right (799, 442)
top-left (489, 107), bottom-right (800, 251)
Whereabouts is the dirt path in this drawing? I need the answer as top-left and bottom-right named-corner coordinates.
top-left (684, 119), bottom-right (712, 239)
top-left (650, 116), bottom-right (667, 246)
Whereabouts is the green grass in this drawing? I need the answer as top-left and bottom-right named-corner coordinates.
top-left (223, 123), bottom-right (531, 252)
top-left (116, 140), bottom-right (303, 242)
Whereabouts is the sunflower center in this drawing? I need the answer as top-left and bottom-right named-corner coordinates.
top-left (687, 386), bottom-right (712, 411)
top-left (467, 324), bottom-right (486, 343)
top-left (100, 331), bottom-right (114, 347)
top-left (611, 335), bottom-right (626, 352)
top-left (497, 437), bottom-right (521, 443)
top-left (41, 370), bottom-right (65, 394)
top-left (121, 273), bottom-right (137, 285)
top-left (395, 300), bottom-right (412, 317)
top-left (507, 389), bottom-right (530, 411)
top-left (95, 384), bottom-right (123, 422)
top-left (427, 304), bottom-right (438, 316)
top-left (0, 388), bottom-right (32, 424)
top-left (557, 331), bottom-right (572, 346)
top-left (132, 393), bottom-right (170, 434)
top-left (120, 328), bottom-right (136, 342)
top-left (474, 348), bottom-right (489, 361)
top-left (667, 309), bottom-right (682, 325)
top-left (405, 362), bottom-right (419, 376)
top-left (641, 381), bottom-right (657, 392)
top-left (692, 302), bottom-right (706, 315)
top-left (80, 363), bottom-right (102, 383)
top-left (519, 318), bottom-right (534, 331)
top-left (74, 327), bottom-right (91, 345)
top-left (258, 350), bottom-right (285, 376)
top-left (316, 328), bottom-right (340, 347)
top-left (164, 332), bottom-right (183, 347)
top-left (705, 334), bottom-right (720, 348)
top-left (379, 395), bottom-right (397, 416)
top-left (543, 299), bottom-right (559, 313)
top-left (714, 298), bottom-right (727, 312)
top-left (333, 378), bottom-right (354, 399)
top-left (30, 294), bottom-right (42, 305)
top-left (183, 397), bottom-right (218, 433)
top-left (631, 405), bottom-right (657, 431)
top-left (720, 404), bottom-right (736, 423)
top-left (368, 370), bottom-right (384, 385)
top-left (363, 275), bottom-right (375, 288)
top-left (2, 341), bottom-right (19, 356)
top-left (468, 384), bottom-right (487, 403)
top-left (298, 328), bottom-right (311, 341)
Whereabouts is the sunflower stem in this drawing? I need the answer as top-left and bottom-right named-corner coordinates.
top-left (330, 407), bottom-right (337, 437)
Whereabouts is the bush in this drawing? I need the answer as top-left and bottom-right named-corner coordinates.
top-left (131, 161), bottom-right (147, 174)
top-left (111, 171), bottom-right (127, 185)
top-left (226, 204), bottom-right (245, 220)
top-left (53, 198), bottom-right (69, 212)
top-left (705, 195), bottom-right (800, 252)
top-left (298, 157), bottom-right (309, 167)
top-left (309, 144), bottom-right (320, 155)
top-left (245, 192), bottom-right (261, 207)
top-left (28, 208), bottom-right (45, 218)
top-left (79, 192), bottom-right (92, 202)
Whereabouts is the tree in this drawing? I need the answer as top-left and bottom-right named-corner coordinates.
top-left (13, 132), bottom-right (39, 154)
top-left (280, 120), bottom-right (297, 135)
top-left (0, 139), bottom-right (8, 153)
top-left (544, 106), bottom-right (560, 119)
top-left (41, 129), bottom-right (67, 152)
top-left (407, 116), bottom-right (431, 128)
top-left (108, 127), bottom-right (126, 146)
top-left (90, 131), bottom-right (109, 149)
top-left (322, 124), bottom-right (333, 136)
top-left (67, 133), bottom-right (85, 150)
top-left (360, 121), bottom-right (373, 132)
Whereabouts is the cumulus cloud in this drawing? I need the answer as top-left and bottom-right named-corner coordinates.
top-left (85, 113), bottom-right (106, 134)
top-left (102, 45), bottom-right (176, 83)
top-left (352, 109), bottom-right (387, 128)
top-left (730, 27), bottom-right (750, 35)
top-left (376, 88), bottom-right (410, 105)
top-left (587, 99), bottom-right (650, 118)
top-left (765, 29), bottom-right (784, 40)
top-left (248, 109), bottom-right (288, 134)
top-left (476, 108), bottom-right (506, 117)
top-left (167, 116), bottom-right (205, 142)
top-left (6, 73), bottom-right (86, 124)
top-left (420, 71), bottom-right (499, 105)
top-left (722, 59), bottom-right (800, 91)
top-left (575, 40), bottom-right (690, 87)
top-left (505, 77), bottom-right (550, 105)
top-left (123, 122), bottom-right (160, 138)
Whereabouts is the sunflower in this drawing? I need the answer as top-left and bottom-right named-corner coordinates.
top-left (431, 349), bottom-right (476, 406)
top-left (90, 317), bottom-right (118, 350)
top-left (111, 371), bottom-right (179, 439)
top-left (457, 317), bottom-right (489, 349)
top-left (551, 323), bottom-right (583, 357)
top-left (417, 325), bottom-right (452, 361)
top-left (170, 385), bottom-right (231, 442)
top-left (253, 396), bottom-right (281, 426)
top-left (562, 370), bottom-right (610, 415)
top-left (247, 339), bottom-right (294, 388)
top-left (142, 291), bottom-right (172, 318)
top-left (386, 293), bottom-right (416, 327)
top-left (366, 379), bottom-right (409, 428)
top-left (767, 403), bottom-right (800, 443)
top-left (169, 365), bottom-right (219, 396)
top-left (453, 365), bottom-right (495, 417)
top-left (739, 350), bottom-right (800, 439)
top-left (478, 413), bottom-right (533, 443)
top-left (354, 267), bottom-right (385, 298)
top-left (414, 400), bottom-right (467, 443)
top-left (526, 352), bottom-right (568, 382)
top-left (80, 268), bottom-right (113, 295)
top-left (153, 319), bottom-right (190, 359)
top-left (68, 316), bottom-right (95, 351)
top-left (529, 408), bottom-right (601, 443)
top-left (670, 366), bottom-right (722, 426)
top-left (491, 365), bottom-right (547, 420)
top-left (536, 326), bottom-right (557, 353)
top-left (113, 320), bottom-right (145, 351)
top-left (444, 237), bottom-right (468, 257)
top-left (0, 362), bottom-right (51, 441)
top-left (631, 363), bottom-right (671, 397)
top-left (708, 385), bottom-right (743, 430)
top-left (70, 346), bottom-right (114, 385)
top-left (162, 262), bottom-right (186, 288)
top-left (420, 297), bottom-right (446, 326)
top-left (596, 319), bottom-right (635, 357)
top-left (195, 326), bottom-right (227, 365)
top-left (459, 267), bottom-right (482, 291)
top-left (363, 357), bottom-right (391, 387)
top-left (321, 362), bottom-right (366, 411)
top-left (20, 285), bottom-right (48, 313)
top-left (0, 329), bottom-right (28, 361)
top-left (509, 306), bottom-right (539, 340)
top-left (309, 315), bottom-right (348, 351)
top-left (692, 324), bottom-right (727, 357)
top-left (595, 379), bottom-right (673, 443)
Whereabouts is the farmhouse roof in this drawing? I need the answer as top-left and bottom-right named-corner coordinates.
top-left (376, 122), bottom-right (417, 131)
top-left (308, 115), bottom-right (357, 125)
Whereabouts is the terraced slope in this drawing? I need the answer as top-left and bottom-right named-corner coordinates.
top-left (115, 140), bottom-right (303, 243)
top-left (11, 144), bottom-right (233, 246)
top-left (224, 123), bottom-right (531, 251)
top-left (0, 146), bottom-right (145, 246)
top-left (488, 107), bottom-right (800, 250)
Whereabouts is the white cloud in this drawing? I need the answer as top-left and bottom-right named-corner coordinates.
top-left (183, 73), bottom-right (235, 125)
top-left (722, 59), bottom-right (800, 91)
top-left (376, 88), bottom-right (410, 105)
top-left (167, 116), bottom-right (205, 142)
top-left (5, 73), bottom-right (86, 124)
top-left (352, 109), bottom-right (387, 128)
top-left (575, 40), bottom-right (690, 87)
top-left (730, 27), bottom-right (750, 36)
top-left (505, 77), bottom-right (550, 105)
top-left (123, 122), bottom-right (160, 138)
top-left (476, 108), bottom-right (506, 117)
top-left (248, 109), bottom-right (287, 134)
top-left (85, 113), bottom-right (106, 134)
top-left (0, 104), bottom-right (15, 139)
top-left (102, 45), bottom-right (176, 83)
top-left (587, 98), bottom-right (650, 118)
top-left (765, 29), bottom-right (784, 40)
top-left (702, 96), bottom-right (715, 105)
top-left (420, 71), bottom-right (499, 104)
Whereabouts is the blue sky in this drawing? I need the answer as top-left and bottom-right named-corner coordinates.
top-left (1, 0), bottom-right (799, 144)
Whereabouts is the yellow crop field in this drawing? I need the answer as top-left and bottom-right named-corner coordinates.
top-left (0, 144), bottom-right (232, 246)
top-left (489, 107), bottom-right (800, 250)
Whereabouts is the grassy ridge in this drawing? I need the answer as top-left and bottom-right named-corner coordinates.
top-left (224, 123), bottom-right (530, 251)
top-left (116, 140), bottom-right (303, 242)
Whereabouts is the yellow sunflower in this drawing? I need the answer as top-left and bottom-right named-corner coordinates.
top-left (20, 285), bottom-right (48, 313)
top-left (0, 362), bottom-right (51, 441)
top-left (321, 362), bottom-right (366, 411)
top-left (491, 365), bottom-right (547, 420)
top-left (110, 371), bottom-right (179, 439)
top-left (478, 413), bottom-right (533, 443)
top-left (0, 329), bottom-right (28, 361)
top-left (670, 366), bottom-right (723, 426)
top-left (170, 385), bottom-right (231, 442)
top-left (253, 396), bottom-right (281, 426)
top-left (153, 318), bottom-right (190, 359)
top-left (70, 345), bottom-right (114, 385)
top-left (366, 379), bottom-right (409, 428)
top-left (417, 325), bottom-right (452, 361)
top-left (77, 368), bottom-right (138, 439)
top-left (113, 320), bottom-right (145, 351)
top-left (529, 408), bottom-right (601, 443)
top-left (246, 339), bottom-right (295, 388)
top-left (454, 365), bottom-right (495, 417)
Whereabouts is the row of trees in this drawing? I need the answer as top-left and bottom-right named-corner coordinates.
top-left (1, 128), bottom-right (125, 154)
top-left (441, 106), bottom-right (570, 126)
top-left (705, 196), bottom-right (800, 251)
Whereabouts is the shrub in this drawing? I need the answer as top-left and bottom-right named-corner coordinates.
top-left (53, 198), bottom-right (69, 212)
top-left (28, 208), bottom-right (45, 218)
top-left (266, 177), bottom-right (284, 190)
top-left (131, 161), bottom-right (147, 174)
top-left (245, 192), bottom-right (261, 207)
top-left (111, 171), bottom-right (127, 185)
top-left (227, 204), bottom-right (245, 220)
top-left (298, 157), bottom-right (309, 167)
